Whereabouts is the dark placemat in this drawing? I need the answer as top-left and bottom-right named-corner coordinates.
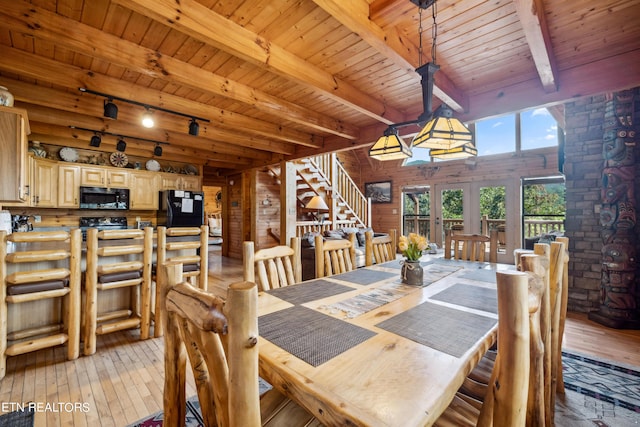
top-left (432, 258), bottom-right (489, 268)
top-left (331, 269), bottom-right (397, 285)
top-left (375, 301), bottom-right (496, 358)
top-left (259, 306), bottom-right (376, 366)
top-left (266, 280), bottom-right (354, 305)
top-left (0, 408), bottom-right (34, 427)
top-left (457, 269), bottom-right (498, 283)
top-left (431, 283), bottom-right (498, 314)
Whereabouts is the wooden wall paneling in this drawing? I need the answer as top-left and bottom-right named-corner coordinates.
top-left (223, 173), bottom-right (244, 260)
top-left (202, 185), bottom-right (222, 215)
top-left (254, 169), bottom-right (280, 250)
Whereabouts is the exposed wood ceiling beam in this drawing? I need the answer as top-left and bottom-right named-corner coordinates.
top-left (113, 0), bottom-right (406, 125)
top-left (312, 0), bottom-right (467, 112)
top-left (512, 0), bottom-right (558, 92)
top-left (1, 2), bottom-right (358, 140)
top-left (0, 49), bottom-right (318, 149)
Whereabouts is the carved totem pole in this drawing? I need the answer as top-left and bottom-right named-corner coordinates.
top-left (589, 89), bottom-right (640, 329)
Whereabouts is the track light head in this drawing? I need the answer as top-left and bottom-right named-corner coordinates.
top-left (154, 144), bottom-right (163, 156)
top-left (116, 138), bottom-right (126, 152)
top-left (189, 118), bottom-right (199, 136)
top-left (141, 108), bottom-right (154, 128)
top-left (89, 134), bottom-right (102, 147)
top-left (104, 98), bottom-right (118, 119)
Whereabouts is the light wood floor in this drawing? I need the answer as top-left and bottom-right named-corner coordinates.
top-left (1, 247), bottom-right (639, 426)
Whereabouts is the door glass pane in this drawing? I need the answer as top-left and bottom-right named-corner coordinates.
top-left (480, 185), bottom-right (506, 254)
top-left (402, 189), bottom-right (430, 240)
top-left (522, 178), bottom-right (566, 244)
top-left (441, 188), bottom-right (464, 237)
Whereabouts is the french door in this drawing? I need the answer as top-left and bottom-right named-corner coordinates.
top-left (432, 180), bottom-right (518, 264)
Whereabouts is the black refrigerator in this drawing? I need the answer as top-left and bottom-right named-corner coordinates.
top-left (157, 190), bottom-right (205, 227)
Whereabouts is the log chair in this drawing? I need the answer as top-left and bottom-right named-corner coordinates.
top-left (160, 262), bottom-right (320, 427)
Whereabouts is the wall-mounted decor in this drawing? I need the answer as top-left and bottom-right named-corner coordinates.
top-left (365, 180), bottom-right (392, 203)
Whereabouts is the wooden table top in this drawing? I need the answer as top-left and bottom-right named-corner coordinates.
top-left (257, 257), bottom-right (514, 426)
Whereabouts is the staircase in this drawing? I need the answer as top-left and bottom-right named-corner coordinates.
top-left (295, 153), bottom-right (370, 234)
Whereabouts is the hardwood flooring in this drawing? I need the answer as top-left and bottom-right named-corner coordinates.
top-left (1, 248), bottom-right (639, 426)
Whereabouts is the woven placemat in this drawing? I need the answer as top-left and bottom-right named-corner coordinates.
top-left (331, 269), bottom-right (397, 285)
top-left (266, 280), bottom-right (354, 305)
top-left (259, 306), bottom-right (376, 366)
top-left (431, 283), bottom-right (498, 314)
top-left (375, 301), bottom-right (496, 358)
top-left (321, 282), bottom-right (417, 318)
top-left (457, 268), bottom-right (498, 283)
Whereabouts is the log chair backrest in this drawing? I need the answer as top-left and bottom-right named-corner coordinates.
top-left (445, 229), bottom-right (498, 263)
top-left (161, 262), bottom-right (261, 427)
top-left (364, 229), bottom-right (397, 266)
top-left (314, 233), bottom-right (356, 278)
top-left (243, 237), bottom-right (301, 291)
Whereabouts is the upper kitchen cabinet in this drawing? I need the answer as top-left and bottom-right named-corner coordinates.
top-left (58, 164), bottom-right (80, 208)
top-left (130, 171), bottom-right (159, 210)
top-left (0, 106), bottom-right (30, 202)
top-left (160, 173), bottom-right (202, 191)
top-left (80, 167), bottom-right (129, 188)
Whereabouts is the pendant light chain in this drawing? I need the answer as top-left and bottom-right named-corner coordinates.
top-left (431, 0), bottom-right (437, 65)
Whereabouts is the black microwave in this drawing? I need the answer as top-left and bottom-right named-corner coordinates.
top-left (79, 186), bottom-right (129, 210)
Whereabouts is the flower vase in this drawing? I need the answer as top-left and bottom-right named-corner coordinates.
top-left (401, 260), bottom-right (423, 286)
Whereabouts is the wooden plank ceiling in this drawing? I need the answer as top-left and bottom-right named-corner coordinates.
top-left (0, 0), bottom-right (639, 176)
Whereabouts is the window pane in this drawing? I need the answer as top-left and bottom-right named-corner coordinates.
top-left (475, 114), bottom-right (515, 156)
top-left (521, 108), bottom-right (558, 150)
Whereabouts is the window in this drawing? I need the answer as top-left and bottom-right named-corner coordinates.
top-left (520, 108), bottom-right (558, 150)
top-left (475, 114), bottom-right (515, 156)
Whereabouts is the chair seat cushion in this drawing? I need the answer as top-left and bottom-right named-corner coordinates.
top-left (182, 263), bottom-right (200, 272)
top-left (98, 270), bottom-right (142, 283)
top-left (7, 279), bottom-right (68, 295)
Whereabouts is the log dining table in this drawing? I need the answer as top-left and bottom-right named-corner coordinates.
top-left (257, 256), bottom-right (514, 426)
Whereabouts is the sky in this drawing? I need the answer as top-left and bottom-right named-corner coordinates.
top-left (406, 107), bottom-right (558, 164)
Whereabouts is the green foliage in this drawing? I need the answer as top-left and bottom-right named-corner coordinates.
top-left (441, 189), bottom-right (463, 219)
top-left (480, 186), bottom-right (506, 219)
top-left (524, 184), bottom-right (566, 217)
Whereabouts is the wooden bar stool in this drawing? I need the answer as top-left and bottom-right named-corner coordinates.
top-left (152, 225), bottom-right (208, 337)
top-left (0, 229), bottom-right (81, 380)
top-left (83, 227), bottom-right (153, 356)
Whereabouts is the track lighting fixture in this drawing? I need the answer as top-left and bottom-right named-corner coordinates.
top-left (79, 88), bottom-right (210, 135)
top-left (116, 138), bottom-right (127, 152)
top-left (188, 118), bottom-right (199, 136)
top-left (141, 107), bottom-right (155, 128)
top-left (103, 97), bottom-right (118, 119)
top-left (70, 126), bottom-right (170, 152)
top-left (89, 133), bottom-right (102, 147)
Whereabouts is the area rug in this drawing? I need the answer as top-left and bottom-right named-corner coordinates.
top-left (0, 407), bottom-right (34, 427)
top-left (562, 350), bottom-right (640, 413)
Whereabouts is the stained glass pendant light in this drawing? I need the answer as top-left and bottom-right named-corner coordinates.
top-left (369, 128), bottom-right (413, 161)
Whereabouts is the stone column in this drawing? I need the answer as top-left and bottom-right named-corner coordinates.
top-left (589, 89), bottom-right (640, 329)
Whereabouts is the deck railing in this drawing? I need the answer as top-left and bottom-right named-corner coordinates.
top-left (402, 215), bottom-right (565, 240)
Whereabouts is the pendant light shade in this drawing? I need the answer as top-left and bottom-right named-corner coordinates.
top-left (369, 128), bottom-right (413, 161)
top-left (412, 104), bottom-right (473, 150)
top-left (430, 142), bottom-right (477, 160)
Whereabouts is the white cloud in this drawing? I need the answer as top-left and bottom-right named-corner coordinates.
top-left (545, 134), bottom-right (555, 140)
top-left (492, 121), bottom-right (503, 128)
top-left (531, 108), bottom-right (550, 117)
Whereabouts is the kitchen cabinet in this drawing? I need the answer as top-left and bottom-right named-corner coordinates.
top-left (31, 157), bottom-right (58, 208)
top-left (58, 164), bottom-right (80, 208)
top-left (160, 173), bottom-right (201, 191)
top-left (80, 167), bottom-right (129, 188)
top-left (130, 172), bottom-right (159, 210)
top-left (0, 106), bottom-right (30, 202)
